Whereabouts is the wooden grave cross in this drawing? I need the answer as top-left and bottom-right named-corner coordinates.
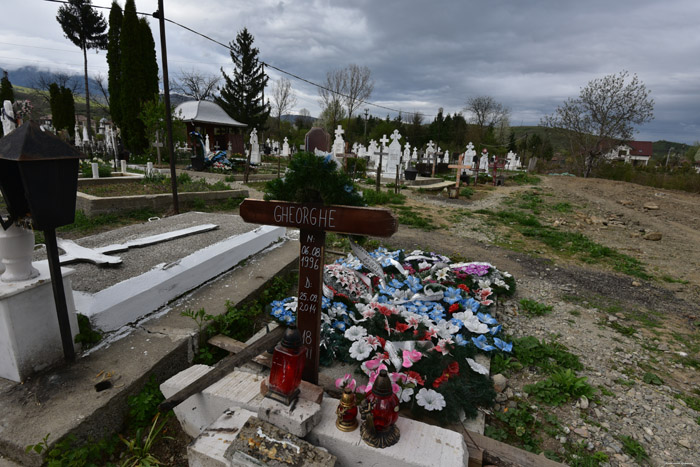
top-left (375, 135), bottom-right (389, 192)
top-left (448, 154), bottom-right (473, 198)
top-left (239, 199), bottom-right (398, 384)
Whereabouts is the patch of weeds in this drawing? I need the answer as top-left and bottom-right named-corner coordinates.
top-left (128, 375), bottom-right (165, 429)
top-left (564, 442), bottom-right (610, 467)
top-left (675, 355), bottom-right (700, 369)
top-left (74, 313), bottom-right (102, 347)
top-left (459, 187), bottom-right (475, 198)
top-left (674, 393), bottom-right (700, 412)
top-left (642, 372), bottom-right (664, 385)
top-left (119, 413), bottom-right (173, 467)
top-left (568, 309), bottom-right (581, 317)
top-left (510, 173), bottom-right (541, 185)
top-left (495, 209), bottom-right (542, 227)
top-left (361, 189), bottom-right (406, 206)
top-left (524, 369), bottom-right (595, 406)
top-left (26, 433), bottom-right (120, 466)
top-left (598, 385), bottom-right (615, 397)
top-left (485, 403), bottom-right (542, 453)
top-left (517, 190), bottom-right (544, 212)
top-left (617, 435), bottom-right (649, 464)
top-left (553, 202), bottom-right (573, 213)
top-left (519, 298), bottom-right (553, 317)
top-left (490, 354), bottom-right (524, 375)
top-left (631, 310), bottom-right (661, 328)
top-left (393, 206), bottom-right (437, 230)
top-left (513, 336), bottom-right (583, 373)
top-left (604, 320), bottom-right (637, 337)
top-left (670, 332), bottom-right (700, 353)
top-left (660, 275), bottom-right (688, 284)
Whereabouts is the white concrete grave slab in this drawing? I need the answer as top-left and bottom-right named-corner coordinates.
top-left (83, 224), bottom-right (284, 331)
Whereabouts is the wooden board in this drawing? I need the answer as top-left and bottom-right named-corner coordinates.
top-left (239, 199), bottom-right (398, 237)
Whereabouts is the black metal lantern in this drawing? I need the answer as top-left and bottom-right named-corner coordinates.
top-left (0, 121), bottom-right (85, 361)
top-left (0, 121), bottom-right (82, 230)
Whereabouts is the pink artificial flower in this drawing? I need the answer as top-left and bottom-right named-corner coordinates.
top-left (335, 373), bottom-right (356, 392)
top-left (366, 335), bottom-right (382, 350)
top-left (406, 316), bottom-right (421, 329)
top-left (402, 349), bottom-right (423, 368)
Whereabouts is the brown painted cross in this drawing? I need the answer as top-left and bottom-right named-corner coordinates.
top-left (239, 199), bottom-right (398, 384)
top-left (448, 154), bottom-right (473, 198)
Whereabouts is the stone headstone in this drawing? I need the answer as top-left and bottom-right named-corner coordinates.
top-left (305, 127), bottom-right (330, 153)
top-left (332, 125), bottom-right (345, 155)
top-left (1, 100), bottom-right (16, 135)
top-left (403, 142), bottom-right (411, 166)
top-left (250, 128), bottom-right (260, 164)
top-left (282, 137), bottom-right (290, 157)
top-left (74, 123), bottom-right (82, 147)
top-left (367, 139), bottom-right (379, 164)
top-left (479, 149), bottom-right (489, 172)
top-left (386, 129), bottom-right (402, 175)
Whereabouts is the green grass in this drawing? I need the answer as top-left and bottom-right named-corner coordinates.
top-left (519, 298), bottom-right (553, 317)
top-left (509, 172), bottom-right (541, 185)
top-left (393, 205), bottom-right (437, 230)
top-left (617, 435), bottom-right (649, 463)
top-left (361, 188), bottom-right (406, 206)
top-left (524, 369), bottom-right (596, 406)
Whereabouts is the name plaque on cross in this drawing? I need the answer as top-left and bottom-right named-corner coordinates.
top-left (239, 199), bottom-right (398, 384)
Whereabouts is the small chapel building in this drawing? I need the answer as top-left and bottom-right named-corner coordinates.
top-left (175, 100), bottom-right (247, 154)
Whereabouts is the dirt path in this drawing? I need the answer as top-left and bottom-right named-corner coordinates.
top-left (379, 175), bottom-right (699, 466)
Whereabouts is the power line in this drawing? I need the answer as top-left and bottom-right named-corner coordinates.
top-left (43, 0), bottom-right (436, 119)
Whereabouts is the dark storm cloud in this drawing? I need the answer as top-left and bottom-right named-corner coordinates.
top-left (2, 0), bottom-right (698, 143)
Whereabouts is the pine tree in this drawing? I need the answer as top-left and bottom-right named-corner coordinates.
top-left (216, 28), bottom-right (270, 131)
top-left (49, 83), bottom-right (76, 134)
top-left (138, 17), bottom-right (159, 101)
top-left (119, 0), bottom-right (145, 153)
top-left (106, 1), bottom-right (122, 127)
top-left (56, 0), bottom-right (107, 140)
top-left (61, 86), bottom-right (76, 135)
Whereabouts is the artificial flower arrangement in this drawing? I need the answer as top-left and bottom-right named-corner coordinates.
top-left (269, 246), bottom-right (516, 424)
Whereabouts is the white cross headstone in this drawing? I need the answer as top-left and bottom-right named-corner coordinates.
top-left (403, 142), bottom-right (412, 166)
top-left (74, 123), bottom-right (82, 148)
top-left (379, 134), bottom-right (389, 150)
top-left (82, 124), bottom-right (90, 146)
top-left (367, 139), bottom-right (379, 165)
top-left (333, 125), bottom-right (345, 155)
top-left (282, 137), bottom-right (290, 157)
top-left (385, 130), bottom-right (402, 175)
top-left (204, 134), bottom-right (211, 157)
top-left (412, 147), bottom-right (418, 160)
top-left (444, 148), bottom-right (450, 163)
top-left (479, 149), bottom-right (490, 173)
top-left (352, 142), bottom-right (359, 155)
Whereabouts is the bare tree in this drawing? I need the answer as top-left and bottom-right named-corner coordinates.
top-left (542, 71), bottom-right (654, 177)
top-left (32, 71), bottom-right (82, 107)
top-left (270, 77), bottom-right (297, 136)
top-left (464, 95), bottom-right (509, 144)
top-left (318, 68), bottom-right (346, 131)
top-left (172, 69), bottom-right (221, 100)
top-left (343, 64), bottom-right (373, 121)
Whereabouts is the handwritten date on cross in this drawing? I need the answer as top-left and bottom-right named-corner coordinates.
top-left (240, 199), bottom-right (398, 384)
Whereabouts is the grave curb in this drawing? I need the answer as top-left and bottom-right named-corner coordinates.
top-left (0, 236), bottom-right (300, 466)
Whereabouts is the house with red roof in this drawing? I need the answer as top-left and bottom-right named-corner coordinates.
top-left (605, 141), bottom-right (653, 166)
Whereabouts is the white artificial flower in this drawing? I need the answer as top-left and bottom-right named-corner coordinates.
top-left (478, 279), bottom-right (492, 289)
top-left (344, 325), bottom-right (367, 342)
top-left (416, 388), bottom-right (446, 411)
top-left (349, 339), bottom-right (372, 361)
top-left (418, 261), bottom-right (431, 270)
top-left (494, 278), bottom-right (509, 290)
top-left (463, 315), bottom-right (489, 334)
top-left (466, 357), bottom-right (489, 375)
top-left (399, 387), bottom-right (414, 403)
top-left (435, 268), bottom-right (449, 281)
top-left (436, 319), bottom-right (460, 338)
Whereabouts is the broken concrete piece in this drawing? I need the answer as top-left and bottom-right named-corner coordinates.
top-left (643, 231), bottom-right (662, 241)
top-left (225, 417), bottom-right (335, 467)
top-left (188, 408), bottom-right (257, 467)
top-left (257, 395), bottom-right (323, 437)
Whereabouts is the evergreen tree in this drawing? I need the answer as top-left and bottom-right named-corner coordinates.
top-left (61, 86), bottom-right (76, 135)
top-left (56, 0), bottom-right (107, 139)
top-left (119, 0), bottom-right (145, 153)
top-left (49, 83), bottom-right (62, 129)
top-left (0, 70), bottom-right (14, 104)
top-left (106, 1), bottom-right (122, 127)
top-left (216, 28), bottom-right (270, 131)
top-left (49, 83), bottom-right (76, 134)
top-left (138, 17), bottom-right (159, 101)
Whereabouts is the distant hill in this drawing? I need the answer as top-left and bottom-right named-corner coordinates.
top-left (1, 65), bottom-right (103, 97)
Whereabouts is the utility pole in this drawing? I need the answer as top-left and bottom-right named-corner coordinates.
top-left (364, 108), bottom-right (369, 145)
top-left (153, 0), bottom-right (179, 214)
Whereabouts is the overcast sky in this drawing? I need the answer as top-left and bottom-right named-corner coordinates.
top-left (2, 0), bottom-right (699, 144)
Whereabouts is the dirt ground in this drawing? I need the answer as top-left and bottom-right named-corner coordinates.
top-left (154, 173), bottom-right (700, 465)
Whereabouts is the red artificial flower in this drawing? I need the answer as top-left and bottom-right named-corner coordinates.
top-left (395, 322), bottom-right (410, 333)
top-left (406, 371), bottom-right (425, 386)
top-left (432, 375), bottom-right (446, 389)
top-left (447, 361), bottom-right (460, 376)
top-left (377, 336), bottom-right (386, 349)
top-left (448, 303), bottom-right (460, 314)
top-left (377, 304), bottom-right (394, 317)
top-left (458, 284), bottom-right (470, 292)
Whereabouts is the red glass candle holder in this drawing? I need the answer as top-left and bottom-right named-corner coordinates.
top-left (266, 326), bottom-right (306, 405)
top-left (360, 369), bottom-right (401, 448)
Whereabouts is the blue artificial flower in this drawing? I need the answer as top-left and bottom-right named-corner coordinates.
top-left (377, 295), bottom-right (390, 304)
top-left (489, 324), bottom-right (503, 335)
top-left (443, 287), bottom-right (462, 305)
top-left (404, 276), bottom-right (423, 293)
top-left (472, 335), bottom-right (496, 352)
top-left (322, 296), bottom-right (331, 309)
top-left (378, 284), bottom-right (397, 296)
top-left (462, 297), bottom-right (481, 313)
top-left (493, 338), bottom-right (513, 352)
top-left (324, 154), bottom-right (333, 163)
top-left (344, 184), bottom-right (354, 193)
top-left (333, 320), bottom-right (347, 332)
top-left (390, 278), bottom-right (404, 289)
top-left (429, 308), bottom-right (446, 322)
top-left (381, 258), bottom-right (393, 268)
top-left (404, 303), bottom-right (418, 314)
top-left (454, 334), bottom-right (468, 346)
top-left (477, 312), bottom-right (499, 325)
top-left (450, 318), bottom-right (464, 330)
top-left (417, 304), bottom-right (431, 315)
top-left (330, 301), bottom-right (348, 315)
top-left (282, 313), bottom-right (296, 325)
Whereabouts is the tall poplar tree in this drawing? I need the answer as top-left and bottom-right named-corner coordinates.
top-left (139, 17), bottom-right (159, 101)
top-left (49, 83), bottom-right (76, 134)
top-left (106, 1), bottom-right (122, 127)
top-left (56, 0), bottom-right (107, 139)
top-left (216, 28), bottom-right (270, 131)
